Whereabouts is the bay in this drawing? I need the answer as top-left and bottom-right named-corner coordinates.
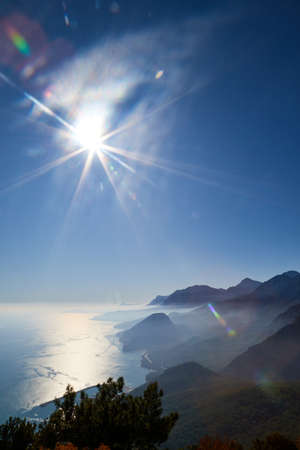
top-left (0, 303), bottom-right (151, 424)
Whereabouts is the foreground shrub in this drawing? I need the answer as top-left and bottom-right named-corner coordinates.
top-left (53, 444), bottom-right (110, 450)
top-left (186, 435), bottom-right (243, 449)
top-left (250, 432), bottom-right (297, 450)
top-left (0, 377), bottom-right (178, 449)
top-left (0, 417), bottom-right (36, 450)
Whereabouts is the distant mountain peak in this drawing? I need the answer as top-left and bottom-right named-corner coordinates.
top-left (283, 270), bottom-right (300, 278)
top-left (250, 270), bottom-right (300, 305)
top-left (222, 277), bottom-right (261, 300)
top-left (140, 312), bottom-right (171, 324)
top-left (161, 361), bottom-right (216, 379)
top-left (223, 317), bottom-right (300, 381)
top-left (149, 295), bottom-right (168, 306)
top-left (118, 312), bottom-right (180, 352)
top-left (229, 277), bottom-right (261, 290)
top-left (149, 277), bottom-right (262, 306)
top-left (267, 270), bottom-right (300, 283)
top-left (239, 277), bottom-right (258, 284)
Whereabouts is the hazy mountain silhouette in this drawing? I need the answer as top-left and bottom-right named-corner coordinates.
top-left (118, 313), bottom-right (180, 352)
top-left (224, 277), bottom-right (262, 298)
top-left (272, 303), bottom-right (300, 328)
top-left (133, 361), bottom-right (300, 449)
top-left (218, 271), bottom-right (300, 314)
top-left (253, 270), bottom-right (300, 303)
top-left (262, 302), bottom-right (300, 338)
top-left (140, 271), bottom-right (300, 374)
top-left (149, 295), bottom-right (168, 305)
top-left (134, 361), bottom-right (218, 396)
top-left (149, 277), bottom-right (261, 306)
top-left (142, 332), bottom-right (255, 373)
top-left (223, 317), bottom-right (300, 381)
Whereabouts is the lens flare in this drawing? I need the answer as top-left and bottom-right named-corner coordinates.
top-left (155, 70), bottom-right (164, 79)
top-left (208, 303), bottom-right (237, 337)
top-left (227, 328), bottom-right (236, 337)
top-left (6, 26), bottom-right (30, 56)
top-left (0, 69), bottom-right (204, 218)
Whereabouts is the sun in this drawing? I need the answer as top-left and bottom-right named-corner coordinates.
top-left (74, 113), bottom-right (105, 154)
top-left (0, 69), bottom-right (199, 210)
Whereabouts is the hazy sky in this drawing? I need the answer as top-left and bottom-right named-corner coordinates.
top-left (0, 0), bottom-right (300, 303)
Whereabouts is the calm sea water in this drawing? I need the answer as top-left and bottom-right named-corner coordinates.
top-left (0, 303), bottom-right (152, 424)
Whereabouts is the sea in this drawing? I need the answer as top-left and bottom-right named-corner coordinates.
top-left (0, 302), bottom-right (166, 424)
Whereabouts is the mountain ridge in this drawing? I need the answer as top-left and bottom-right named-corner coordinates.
top-left (141, 271), bottom-right (300, 375)
top-left (149, 277), bottom-right (262, 306)
top-left (118, 312), bottom-right (180, 352)
top-left (223, 317), bottom-right (300, 381)
top-left (132, 361), bottom-right (300, 449)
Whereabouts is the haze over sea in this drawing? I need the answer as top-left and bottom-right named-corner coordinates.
top-left (0, 302), bottom-right (160, 424)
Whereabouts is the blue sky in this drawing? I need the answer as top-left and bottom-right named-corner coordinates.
top-left (0, 0), bottom-right (300, 303)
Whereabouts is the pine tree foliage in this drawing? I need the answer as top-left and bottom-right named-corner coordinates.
top-left (0, 417), bottom-right (36, 450)
top-left (0, 377), bottom-right (178, 450)
top-left (250, 432), bottom-right (298, 450)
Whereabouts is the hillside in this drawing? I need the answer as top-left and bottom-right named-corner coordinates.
top-left (169, 271), bottom-right (300, 335)
top-left (138, 271), bottom-right (300, 378)
top-left (118, 313), bottom-right (180, 352)
top-left (134, 361), bottom-right (219, 396)
top-left (149, 278), bottom-right (261, 306)
top-left (225, 277), bottom-right (262, 298)
top-left (270, 303), bottom-right (300, 331)
top-left (162, 285), bottom-right (227, 306)
top-left (142, 332), bottom-right (257, 372)
top-left (223, 318), bottom-right (300, 381)
top-left (149, 295), bottom-right (168, 305)
top-left (216, 271), bottom-right (300, 315)
top-left (133, 362), bottom-right (300, 449)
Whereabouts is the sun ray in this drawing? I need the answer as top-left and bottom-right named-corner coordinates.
top-left (0, 147), bottom-right (87, 194)
top-left (102, 149), bottom-right (136, 174)
top-left (71, 151), bottom-right (94, 206)
top-left (102, 149), bottom-right (156, 187)
top-left (60, 151), bottom-right (95, 229)
top-left (24, 93), bottom-right (76, 133)
top-left (100, 87), bottom-right (195, 143)
top-left (102, 142), bottom-right (220, 187)
top-left (0, 69), bottom-right (217, 216)
top-left (0, 71), bottom-right (76, 134)
top-left (96, 150), bottom-right (129, 216)
top-left (101, 143), bottom-right (158, 167)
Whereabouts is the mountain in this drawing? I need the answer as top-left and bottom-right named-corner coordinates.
top-left (217, 271), bottom-right (300, 314)
top-left (133, 362), bottom-right (218, 397)
top-left (153, 277), bottom-right (261, 307)
top-left (243, 270), bottom-right (300, 305)
top-left (141, 331), bottom-right (258, 373)
top-left (163, 285), bottom-right (227, 306)
top-left (142, 272), bottom-right (300, 374)
top-left (262, 302), bottom-right (300, 338)
top-left (118, 313), bottom-right (180, 352)
top-left (133, 362), bottom-right (300, 449)
top-left (223, 317), bottom-right (300, 381)
top-left (272, 303), bottom-right (300, 329)
top-left (225, 277), bottom-right (261, 298)
top-left (149, 295), bottom-right (168, 306)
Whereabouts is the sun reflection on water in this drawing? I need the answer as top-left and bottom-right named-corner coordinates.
top-left (0, 304), bottom-right (148, 420)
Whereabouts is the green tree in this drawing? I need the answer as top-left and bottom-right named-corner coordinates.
top-left (0, 416), bottom-right (36, 450)
top-left (186, 435), bottom-right (243, 449)
top-left (251, 432), bottom-right (297, 450)
top-left (37, 377), bottom-right (178, 449)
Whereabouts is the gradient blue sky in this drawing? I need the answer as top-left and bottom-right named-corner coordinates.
top-left (0, 0), bottom-right (300, 303)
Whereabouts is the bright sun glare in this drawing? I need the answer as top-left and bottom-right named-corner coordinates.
top-left (75, 114), bottom-right (104, 153)
top-left (0, 69), bottom-right (193, 210)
